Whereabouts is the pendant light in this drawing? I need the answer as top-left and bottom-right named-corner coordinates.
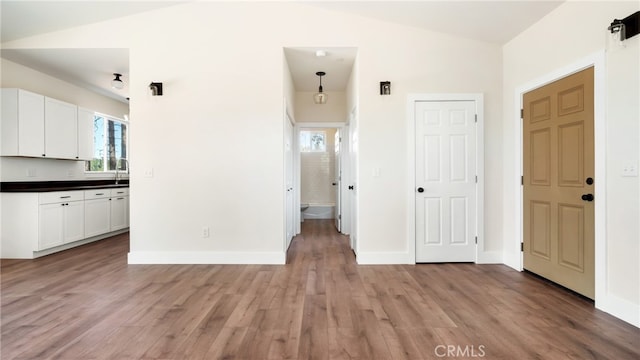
top-left (313, 71), bottom-right (327, 104)
top-left (111, 73), bottom-right (124, 90)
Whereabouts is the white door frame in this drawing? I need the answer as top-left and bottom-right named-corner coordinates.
top-left (407, 94), bottom-right (485, 264)
top-left (511, 51), bottom-right (606, 306)
top-left (284, 103), bottom-right (296, 252)
top-left (293, 122), bottom-right (349, 236)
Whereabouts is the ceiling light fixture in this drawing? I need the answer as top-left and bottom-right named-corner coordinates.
top-left (313, 71), bottom-right (327, 104)
top-left (111, 73), bottom-right (124, 90)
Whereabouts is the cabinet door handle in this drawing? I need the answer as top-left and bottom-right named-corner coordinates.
top-left (60, 196), bottom-right (71, 199)
top-left (95, 193), bottom-right (104, 196)
top-left (116, 191), bottom-right (124, 194)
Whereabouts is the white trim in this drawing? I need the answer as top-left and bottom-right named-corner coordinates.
top-left (33, 229), bottom-right (129, 258)
top-left (407, 93), bottom-right (485, 264)
top-left (356, 251), bottom-right (412, 265)
top-left (511, 51), bottom-right (616, 313)
top-left (477, 251), bottom-right (503, 264)
top-left (598, 293), bottom-right (640, 328)
top-left (128, 251), bottom-right (286, 265)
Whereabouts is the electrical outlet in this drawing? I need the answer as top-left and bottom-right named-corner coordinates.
top-left (202, 227), bottom-right (210, 238)
top-left (27, 168), bottom-right (37, 177)
top-left (144, 168), bottom-right (154, 177)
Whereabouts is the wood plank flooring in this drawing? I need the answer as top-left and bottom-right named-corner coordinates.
top-left (1, 219), bottom-right (638, 359)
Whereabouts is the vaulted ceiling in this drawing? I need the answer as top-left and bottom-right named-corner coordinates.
top-left (0, 1), bottom-right (564, 102)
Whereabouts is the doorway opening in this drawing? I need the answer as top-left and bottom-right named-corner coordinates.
top-left (282, 46), bottom-right (358, 261)
top-left (298, 126), bottom-right (346, 233)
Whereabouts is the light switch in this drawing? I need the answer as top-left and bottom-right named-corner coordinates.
top-left (373, 167), bottom-right (381, 178)
top-left (622, 162), bottom-right (638, 177)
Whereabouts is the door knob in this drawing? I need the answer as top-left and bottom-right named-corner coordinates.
top-left (332, 182), bottom-right (337, 186)
top-left (348, 185), bottom-right (354, 190)
top-left (417, 187), bottom-right (424, 193)
top-left (581, 194), bottom-right (594, 201)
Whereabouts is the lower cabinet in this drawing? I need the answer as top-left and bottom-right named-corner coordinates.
top-left (38, 191), bottom-right (85, 250)
top-left (110, 196), bottom-right (129, 231)
top-left (0, 187), bottom-right (129, 259)
top-left (84, 188), bottom-right (129, 237)
top-left (85, 197), bottom-right (111, 238)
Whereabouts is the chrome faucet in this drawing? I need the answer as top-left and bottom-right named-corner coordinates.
top-left (115, 159), bottom-right (129, 184)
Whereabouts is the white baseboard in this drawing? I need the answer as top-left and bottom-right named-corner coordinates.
top-left (127, 251), bottom-right (286, 265)
top-left (597, 293), bottom-right (640, 328)
top-left (31, 229), bottom-right (129, 259)
top-left (476, 250), bottom-right (503, 264)
top-left (503, 251), bottom-right (522, 271)
top-left (356, 251), bottom-right (412, 265)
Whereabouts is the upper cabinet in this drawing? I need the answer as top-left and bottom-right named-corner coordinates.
top-left (1, 88), bottom-right (45, 157)
top-left (77, 108), bottom-right (94, 161)
top-left (1, 88), bottom-right (93, 161)
top-left (45, 97), bottom-right (78, 159)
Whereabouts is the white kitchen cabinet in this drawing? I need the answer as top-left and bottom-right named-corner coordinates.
top-left (39, 202), bottom-right (65, 249)
top-left (77, 107), bottom-right (94, 161)
top-left (1, 187), bottom-right (129, 259)
top-left (45, 97), bottom-right (78, 159)
top-left (110, 196), bottom-right (129, 231)
top-left (1, 88), bottom-right (89, 160)
top-left (38, 191), bottom-right (85, 250)
top-left (84, 190), bottom-right (111, 237)
top-left (1, 88), bottom-right (45, 157)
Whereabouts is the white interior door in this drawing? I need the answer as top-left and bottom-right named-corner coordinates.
top-left (334, 130), bottom-right (341, 232)
top-left (415, 100), bottom-right (477, 262)
top-left (285, 115), bottom-right (294, 250)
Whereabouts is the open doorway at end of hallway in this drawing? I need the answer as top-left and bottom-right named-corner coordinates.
top-left (299, 127), bottom-right (342, 232)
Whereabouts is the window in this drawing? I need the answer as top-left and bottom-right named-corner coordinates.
top-left (85, 114), bottom-right (128, 172)
top-left (300, 130), bottom-right (326, 152)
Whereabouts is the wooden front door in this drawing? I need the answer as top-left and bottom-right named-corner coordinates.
top-left (523, 67), bottom-right (595, 299)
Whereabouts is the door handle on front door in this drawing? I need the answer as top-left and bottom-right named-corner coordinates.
top-left (581, 194), bottom-right (594, 201)
top-left (417, 187), bottom-right (424, 193)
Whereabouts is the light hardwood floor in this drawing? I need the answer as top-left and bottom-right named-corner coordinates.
top-left (1, 219), bottom-right (638, 359)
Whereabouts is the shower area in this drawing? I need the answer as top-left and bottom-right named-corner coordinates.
top-left (300, 127), bottom-right (337, 221)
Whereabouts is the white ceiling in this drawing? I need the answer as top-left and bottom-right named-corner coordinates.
top-left (284, 47), bottom-right (358, 92)
top-left (0, 1), bottom-right (564, 99)
top-left (306, 1), bottom-right (565, 45)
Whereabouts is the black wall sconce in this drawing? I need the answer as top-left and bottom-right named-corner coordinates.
top-left (149, 82), bottom-right (163, 96)
top-left (380, 81), bottom-right (391, 95)
top-left (608, 11), bottom-right (639, 41)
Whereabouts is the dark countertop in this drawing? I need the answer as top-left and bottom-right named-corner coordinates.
top-left (1, 180), bottom-right (129, 193)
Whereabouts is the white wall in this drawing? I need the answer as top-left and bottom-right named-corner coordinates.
top-left (503, 1), bottom-right (640, 326)
top-left (1, 2), bottom-right (503, 265)
top-left (0, 58), bottom-right (130, 181)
